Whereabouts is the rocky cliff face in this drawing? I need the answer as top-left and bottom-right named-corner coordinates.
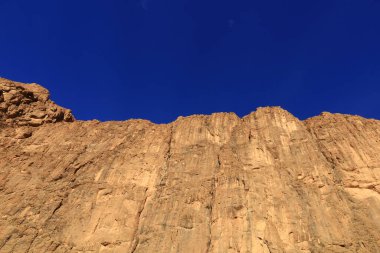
top-left (0, 78), bottom-right (74, 128)
top-left (0, 78), bottom-right (379, 253)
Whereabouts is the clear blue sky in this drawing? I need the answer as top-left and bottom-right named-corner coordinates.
top-left (1, 0), bottom-right (379, 123)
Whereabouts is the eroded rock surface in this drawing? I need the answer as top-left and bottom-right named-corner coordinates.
top-left (0, 79), bottom-right (379, 253)
top-left (0, 78), bottom-right (74, 127)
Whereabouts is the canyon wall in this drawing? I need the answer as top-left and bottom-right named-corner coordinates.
top-left (0, 78), bottom-right (379, 253)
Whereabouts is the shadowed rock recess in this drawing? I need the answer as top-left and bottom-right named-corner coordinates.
top-left (0, 78), bottom-right (379, 253)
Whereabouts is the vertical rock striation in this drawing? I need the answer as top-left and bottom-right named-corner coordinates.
top-left (0, 78), bottom-right (379, 252)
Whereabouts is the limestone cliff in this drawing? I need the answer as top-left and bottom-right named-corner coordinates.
top-left (0, 78), bottom-right (379, 253)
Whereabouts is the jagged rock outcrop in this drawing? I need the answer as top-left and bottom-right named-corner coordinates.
top-left (0, 78), bottom-right (74, 128)
top-left (0, 78), bottom-right (379, 253)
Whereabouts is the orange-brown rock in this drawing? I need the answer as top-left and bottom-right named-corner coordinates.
top-left (0, 78), bottom-right (379, 253)
top-left (0, 78), bottom-right (74, 128)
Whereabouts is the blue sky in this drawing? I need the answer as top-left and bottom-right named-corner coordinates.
top-left (1, 0), bottom-right (379, 123)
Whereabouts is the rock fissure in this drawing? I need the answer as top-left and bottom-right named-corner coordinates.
top-left (25, 230), bottom-right (39, 253)
top-left (129, 192), bottom-right (148, 253)
top-left (205, 153), bottom-right (220, 253)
